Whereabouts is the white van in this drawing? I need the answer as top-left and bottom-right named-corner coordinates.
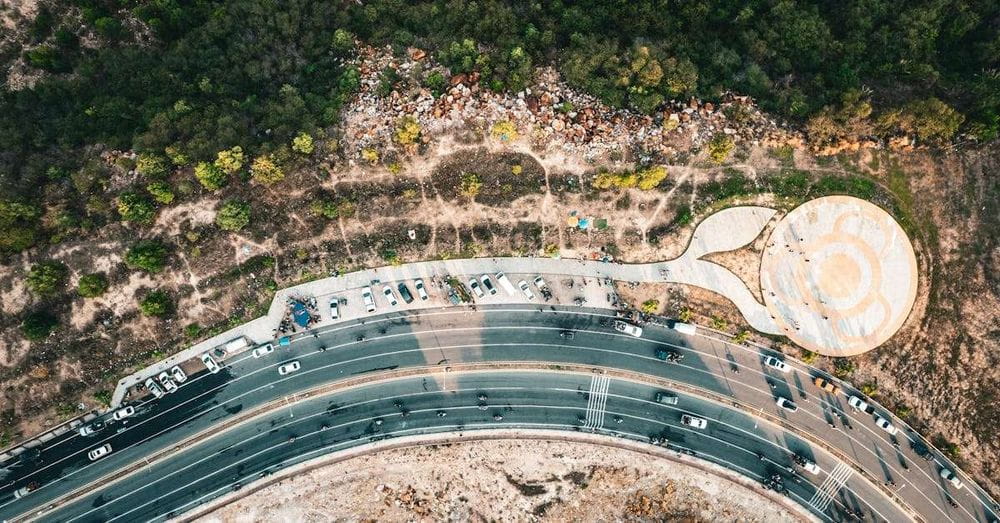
top-left (672, 322), bottom-right (697, 335)
top-left (495, 272), bottom-right (517, 296)
top-left (223, 337), bottom-right (250, 354)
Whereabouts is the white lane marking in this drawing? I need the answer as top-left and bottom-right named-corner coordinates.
top-left (584, 374), bottom-right (611, 430)
top-left (808, 462), bottom-right (854, 513)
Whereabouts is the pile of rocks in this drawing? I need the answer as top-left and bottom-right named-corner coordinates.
top-left (339, 45), bottom-right (804, 167)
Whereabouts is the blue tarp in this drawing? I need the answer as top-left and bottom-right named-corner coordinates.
top-left (292, 302), bottom-right (310, 327)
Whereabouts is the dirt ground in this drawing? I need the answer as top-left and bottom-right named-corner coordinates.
top-left (196, 439), bottom-right (803, 523)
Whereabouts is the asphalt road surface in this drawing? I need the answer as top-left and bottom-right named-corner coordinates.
top-left (0, 305), bottom-right (995, 522)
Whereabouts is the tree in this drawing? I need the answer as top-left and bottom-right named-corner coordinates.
top-left (640, 299), bottom-right (659, 313)
top-left (394, 116), bottom-right (421, 145)
top-left (291, 132), bottom-right (314, 154)
top-left (250, 155), bottom-right (285, 185)
top-left (0, 200), bottom-right (41, 253)
top-left (27, 260), bottom-right (68, 295)
top-left (136, 153), bottom-right (169, 178)
top-left (77, 273), bottom-right (109, 298)
top-left (490, 121), bottom-right (518, 141)
top-left (636, 166), bottom-right (668, 190)
top-left (194, 162), bottom-right (227, 191)
top-left (116, 192), bottom-right (156, 223)
top-left (707, 134), bottom-right (735, 163)
top-left (21, 310), bottom-right (58, 340)
top-left (879, 97), bottom-right (964, 142)
top-left (146, 181), bottom-right (175, 204)
top-left (332, 28), bottom-right (355, 52)
top-left (459, 173), bottom-right (482, 200)
top-left (139, 289), bottom-right (172, 317)
top-left (125, 240), bottom-right (169, 273)
top-left (215, 200), bottom-right (250, 231)
top-left (214, 146), bottom-right (244, 174)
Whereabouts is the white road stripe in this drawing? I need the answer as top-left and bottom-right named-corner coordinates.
top-left (808, 462), bottom-right (853, 512)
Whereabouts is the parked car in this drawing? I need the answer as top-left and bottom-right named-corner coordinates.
top-left (480, 275), bottom-right (496, 295)
top-left (533, 275), bottom-right (548, 290)
top-left (874, 415), bottom-right (898, 435)
top-left (468, 278), bottom-right (485, 298)
top-left (79, 421), bottom-right (103, 436)
top-left (361, 286), bottom-right (377, 312)
top-left (495, 272), bottom-right (517, 295)
top-left (113, 406), bottom-right (136, 421)
top-left (613, 320), bottom-right (643, 338)
top-left (397, 283), bottom-right (414, 303)
top-left (145, 378), bottom-right (165, 399)
top-left (847, 395), bottom-right (870, 413)
top-left (532, 276), bottom-right (552, 300)
top-left (382, 285), bottom-right (398, 306)
top-left (813, 376), bottom-right (840, 394)
top-left (277, 360), bottom-right (301, 376)
top-left (910, 439), bottom-right (933, 460)
top-left (87, 444), bottom-right (113, 461)
top-left (655, 391), bottom-right (679, 405)
top-left (517, 280), bottom-right (535, 300)
top-left (201, 353), bottom-right (221, 373)
top-left (414, 279), bottom-right (429, 300)
top-left (680, 414), bottom-right (708, 429)
top-left (776, 397), bottom-right (798, 413)
top-left (329, 298), bottom-right (340, 319)
top-left (158, 371), bottom-right (178, 393)
top-left (939, 468), bottom-right (964, 489)
top-left (671, 322), bottom-right (697, 335)
top-left (170, 365), bottom-right (187, 383)
top-left (764, 356), bottom-right (791, 373)
top-left (252, 343), bottom-right (275, 358)
top-left (801, 460), bottom-right (821, 475)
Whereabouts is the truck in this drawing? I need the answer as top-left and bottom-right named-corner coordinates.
top-left (495, 272), bottom-right (517, 296)
top-left (222, 337), bottom-right (250, 354)
top-left (671, 322), bottom-right (697, 335)
top-left (13, 481), bottom-right (40, 499)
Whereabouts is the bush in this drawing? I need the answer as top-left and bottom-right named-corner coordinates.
top-left (94, 390), bottom-right (112, 407)
top-left (116, 192), bottom-right (156, 223)
top-left (214, 146), bottom-right (244, 174)
top-left (459, 173), bottom-right (482, 199)
top-left (707, 134), bottom-right (735, 163)
top-left (394, 116), bottom-right (421, 145)
top-left (136, 153), bottom-right (169, 178)
top-left (26, 260), bottom-right (69, 295)
top-left (490, 121), bottom-right (518, 141)
top-left (250, 155), bottom-right (285, 185)
top-left (800, 350), bottom-right (819, 364)
top-left (636, 166), bottom-right (668, 190)
top-left (146, 181), bottom-right (175, 204)
top-left (77, 273), bottom-right (109, 298)
top-left (194, 162), bottom-right (227, 191)
top-left (640, 299), bottom-right (659, 313)
top-left (139, 289), bottom-right (172, 317)
top-left (291, 132), bottom-right (314, 154)
top-left (21, 310), bottom-right (58, 340)
top-left (215, 200), bottom-right (251, 231)
top-left (125, 240), bottom-right (169, 273)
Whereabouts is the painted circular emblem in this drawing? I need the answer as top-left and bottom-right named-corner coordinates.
top-left (759, 196), bottom-right (918, 355)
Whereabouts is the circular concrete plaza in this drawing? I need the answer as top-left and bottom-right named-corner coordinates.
top-left (759, 196), bottom-right (918, 356)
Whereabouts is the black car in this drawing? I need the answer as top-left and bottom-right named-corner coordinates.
top-left (910, 440), bottom-right (933, 460)
top-left (397, 283), bottom-right (414, 303)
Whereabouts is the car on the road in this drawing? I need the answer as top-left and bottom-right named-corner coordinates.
top-left (680, 414), bottom-right (708, 429)
top-left (655, 391), bottom-right (679, 405)
top-left (252, 343), bottom-right (275, 358)
top-left (170, 365), bottom-right (187, 383)
top-left (801, 460), bottom-right (821, 475)
top-left (398, 283), bottom-right (414, 303)
top-left (764, 356), bottom-right (791, 373)
top-left (158, 371), bottom-right (178, 393)
top-left (480, 275), bottom-right (496, 295)
top-left (775, 397), bottom-right (798, 413)
top-left (939, 468), bottom-right (964, 489)
top-left (78, 421), bottom-right (103, 436)
top-left (361, 286), bottom-right (377, 312)
top-left (113, 406), bottom-right (135, 421)
top-left (559, 330), bottom-right (575, 339)
top-left (277, 360), bottom-right (301, 376)
top-left (874, 415), bottom-right (898, 435)
top-left (13, 481), bottom-right (40, 499)
top-left (468, 278), bottom-right (485, 298)
top-left (414, 279), bottom-right (429, 300)
top-left (910, 440), bottom-right (933, 460)
top-left (847, 395), bottom-right (870, 413)
top-left (145, 378), bottom-right (165, 399)
top-left (382, 285), bottom-right (398, 306)
top-left (812, 376), bottom-right (840, 394)
top-left (201, 353), bottom-right (221, 373)
top-left (87, 443), bottom-right (112, 461)
top-left (613, 320), bottom-right (643, 338)
top-left (517, 280), bottom-right (535, 300)
top-left (655, 349), bottom-right (683, 363)
top-left (329, 298), bottom-right (340, 319)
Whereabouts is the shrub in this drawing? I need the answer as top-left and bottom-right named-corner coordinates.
top-left (511, 164), bottom-right (523, 175)
top-left (250, 155), bottom-right (285, 185)
top-left (136, 153), bottom-right (169, 178)
top-left (139, 289), bottom-right (172, 317)
top-left (800, 350), bottom-right (819, 364)
top-left (21, 310), bottom-right (58, 340)
top-left (678, 308), bottom-right (693, 322)
top-left (94, 390), bottom-right (112, 407)
top-left (640, 299), bottom-right (659, 313)
top-left (77, 273), bottom-right (109, 298)
top-left (732, 330), bottom-right (751, 344)
top-left (394, 116), bottom-right (421, 145)
top-left (215, 200), bottom-right (251, 231)
top-left (459, 173), bottom-right (482, 200)
top-left (194, 162), bottom-right (227, 191)
top-left (707, 134), bottom-right (735, 163)
top-left (116, 192), bottom-right (156, 223)
top-left (26, 260), bottom-right (69, 295)
top-left (214, 146), bottom-right (244, 174)
top-left (292, 132), bottom-right (314, 154)
top-left (146, 181), bottom-right (175, 204)
top-left (361, 148), bottom-right (379, 164)
top-left (636, 166), bottom-right (668, 190)
top-left (710, 315), bottom-right (727, 329)
top-left (125, 240), bottom-right (169, 273)
top-left (490, 120), bottom-right (518, 141)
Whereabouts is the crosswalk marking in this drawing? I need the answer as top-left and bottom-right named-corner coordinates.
top-left (807, 462), bottom-right (854, 513)
top-left (583, 374), bottom-right (611, 431)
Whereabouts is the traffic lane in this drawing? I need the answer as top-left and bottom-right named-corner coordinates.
top-left (47, 371), bottom-right (906, 523)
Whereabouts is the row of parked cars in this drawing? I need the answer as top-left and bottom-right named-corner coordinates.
top-left (144, 364), bottom-right (189, 399)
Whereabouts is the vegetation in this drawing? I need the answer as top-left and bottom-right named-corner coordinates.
top-left (215, 200), bottom-right (251, 231)
top-left (593, 166), bottom-right (668, 191)
top-left (116, 192), bottom-right (156, 223)
top-left (146, 182), bottom-right (175, 205)
top-left (21, 310), bottom-right (58, 340)
top-left (459, 173), bottom-right (483, 200)
top-left (395, 116), bottom-right (422, 145)
top-left (194, 162), bottom-right (227, 191)
top-left (125, 240), bottom-right (169, 273)
top-left (77, 273), bottom-right (109, 298)
top-left (640, 299), bottom-right (659, 313)
top-left (139, 289), bottom-right (172, 317)
top-left (250, 155), bottom-right (285, 185)
top-left (26, 260), bottom-right (69, 295)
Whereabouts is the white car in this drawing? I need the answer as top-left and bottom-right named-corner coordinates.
top-left (533, 276), bottom-right (548, 290)
top-left (680, 414), bottom-right (708, 429)
top-left (764, 356), bottom-right (791, 373)
top-left (170, 365), bottom-right (187, 383)
top-left (361, 286), bottom-right (377, 312)
top-left (277, 360), bottom-right (301, 376)
top-left (145, 378), bottom-right (165, 399)
top-left (201, 353), bottom-right (221, 373)
top-left (776, 397), bottom-right (798, 413)
top-left (78, 423), bottom-right (100, 436)
top-left (87, 444), bottom-right (112, 461)
top-left (382, 285), bottom-right (398, 306)
top-left (874, 415), bottom-right (898, 435)
top-left (252, 344), bottom-right (275, 358)
top-left (517, 280), bottom-right (535, 300)
top-left (158, 371), bottom-right (178, 393)
top-left (468, 278), bottom-right (485, 298)
top-left (414, 279), bottom-right (429, 300)
top-left (329, 298), bottom-right (340, 320)
top-left (613, 320), bottom-right (643, 338)
top-left (480, 275), bottom-right (497, 295)
top-left (802, 461), bottom-right (821, 475)
top-left (113, 406), bottom-right (136, 421)
top-left (940, 468), bottom-right (964, 489)
top-left (847, 395), bottom-right (869, 412)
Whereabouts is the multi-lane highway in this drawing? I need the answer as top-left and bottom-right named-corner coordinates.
top-left (0, 305), bottom-right (995, 522)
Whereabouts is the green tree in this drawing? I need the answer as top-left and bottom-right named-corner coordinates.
top-left (250, 155), bottom-right (285, 185)
top-left (332, 28), bottom-right (355, 52)
top-left (146, 181), bottom-right (175, 204)
top-left (291, 132), bottom-right (314, 154)
top-left (459, 173), bottom-right (483, 200)
top-left (707, 134), bottom-right (735, 163)
top-left (640, 299), bottom-right (660, 313)
top-left (27, 260), bottom-right (69, 295)
top-left (0, 200), bottom-right (41, 253)
top-left (116, 192), bottom-right (156, 223)
top-left (77, 272), bottom-right (109, 298)
top-left (394, 116), bottom-right (421, 145)
top-left (21, 310), bottom-right (58, 340)
top-left (194, 162), bottom-right (227, 191)
top-left (125, 240), bottom-right (169, 273)
top-left (879, 97), bottom-right (964, 143)
top-left (136, 153), bottom-right (169, 178)
top-left (139, 289), bottom-right (172, 317)
top-left (214, 146), bottom-right (244, 174)
top-left (215, 200), bottom-right (251, 231)
top-left (636, 166), bottom-right (668, 190)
